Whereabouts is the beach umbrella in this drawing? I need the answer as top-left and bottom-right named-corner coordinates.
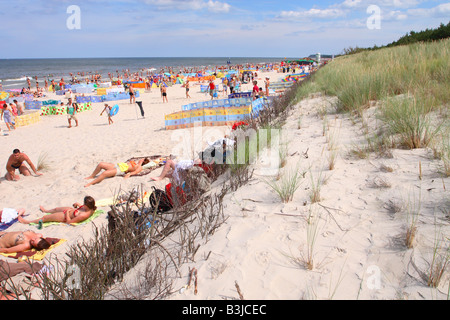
top-left (164, 73), bottom-right (171, 77)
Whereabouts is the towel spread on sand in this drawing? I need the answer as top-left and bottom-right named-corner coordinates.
top-left (1, 208), bottom-right (19, 224)
top-left (29, 209), bottom-right (104, 229)
top-left (96, 191), bottom-right (151, 208)
top-left (125, 155), bottom-right (170, 177)
top-left (0, 219), bottom-right (18, 232)
top-left (0, 238), bottom-right (67, 261)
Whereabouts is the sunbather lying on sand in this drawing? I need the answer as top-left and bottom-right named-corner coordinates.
top-left (84, 158), bottom-right (150, 187)
top-left (18, 196), bottom-right (97, 227)
top-left (0, 230), bottom-right (51, 253)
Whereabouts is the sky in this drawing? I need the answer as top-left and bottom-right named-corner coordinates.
top-left (0, 0), bottom-right (448, 58)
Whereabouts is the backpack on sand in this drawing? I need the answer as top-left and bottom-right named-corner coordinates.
top-left (149, 186), bottom-right (173, 214)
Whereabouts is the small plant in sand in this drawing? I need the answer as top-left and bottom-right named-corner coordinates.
top-left (303, 206), bottom-right (321, 270)
top-left (36, 152), bottom-right (50, 172)
top-left (326, 125), bottom-right (340, 170)
top-left (309, 168), bottom-right (326, 204)
top-left (436, 130), bottom-right (450, 177)
top-left (297, 115), bottom-right (303, 130)
top-left (427, 226), bottom-right (450, 288)
top-left (264, 163), bottom-right (303, 203)
top-left (405, 189), bottom-right (421, 249)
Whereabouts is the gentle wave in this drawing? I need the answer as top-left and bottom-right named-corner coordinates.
top-left (3, 76), bottom-right (30, 82)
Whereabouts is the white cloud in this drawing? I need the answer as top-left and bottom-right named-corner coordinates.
top-left (407, 2), bottom-right (450, 17)
top-left (277, 8), bottom-right (346, 20)
top-left (144, 0), bottom-right (230, 12)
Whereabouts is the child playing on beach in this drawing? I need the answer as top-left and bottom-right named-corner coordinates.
top-left (18, 196), bottom-right (97, 227)
top-left (1, 104), bottom-right (15, 131)
top-left (100, 104), bottom-right (114, 125)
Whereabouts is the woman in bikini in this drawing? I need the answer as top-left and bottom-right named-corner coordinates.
top-left (84, 158), bottom-right (150, 187)
top-left (0, 230), bottom-right (51, 253)
top-left (18, 196), bottom-right (97, 226)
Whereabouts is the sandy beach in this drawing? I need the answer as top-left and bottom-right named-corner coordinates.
top-left (1, 66), bottom-right (449, 301)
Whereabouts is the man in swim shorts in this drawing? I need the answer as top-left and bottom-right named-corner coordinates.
top-left (5, 149), bottom-right (43, 181)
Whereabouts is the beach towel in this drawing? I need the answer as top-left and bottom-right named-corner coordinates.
top-left (0, 238), bottom-right (66, 261)
top-left (28, 210), bottom-right (104, 229)
top-left (125, 155), bottom-right (170, 177)
top-left (0, 219), bottom-right (18, 232)
top-left (96, 192), bottom-right (151, 208)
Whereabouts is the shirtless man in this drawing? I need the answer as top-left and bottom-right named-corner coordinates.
top-left (0, 230), bottom-right (51, 254)
top-left (5, 149), bottom-right (43, 181)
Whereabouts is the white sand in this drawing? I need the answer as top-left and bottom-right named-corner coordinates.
top-left (1, 70), bottom-right (448, 300)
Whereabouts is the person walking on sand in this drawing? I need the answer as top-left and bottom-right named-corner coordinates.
top-left (66, 98), bottom-right (78, 128)
top-left (185, 81), bottom-right (191, 99)
top-left (129, 86), bottom-right (136, 104)
top-left (18, 196), bottom-right (97, 227)
top-left (1, 104), bottom-right (15, 131)
top-left (264, 77), bottom-right (270, 96)
top-left (161, 85), bottom-right (168, 103)
top-left (5, 149), bottom-right (43, 181)
top-left (100, 104), bottom-right (114, 125)
top-left (208, 80), bottom-right (216, 100)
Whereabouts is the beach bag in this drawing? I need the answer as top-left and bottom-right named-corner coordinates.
top-left (149, 186), bottom-right (173, 214)
top-left (165, 183), bottom-right (187, 207)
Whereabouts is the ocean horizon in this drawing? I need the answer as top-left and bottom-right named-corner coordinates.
top-left (0, 57), bottom-right (287, 90)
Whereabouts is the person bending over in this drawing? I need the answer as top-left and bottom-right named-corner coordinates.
top-left (5, 149), bottom-right (43, 181)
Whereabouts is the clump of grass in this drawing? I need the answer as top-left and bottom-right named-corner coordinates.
top-left (36, 152), bottom-right (50, 172)
top-left (405, 189), bottom-right (421, 249)
top-left (304, 207), bottom-right (321, 270)
top-left (379, 96), bottom-right (443, 149)
top-left (309, 169), bottom-right (326, 204)
top-left (427, 227), bottom-right (450, 288)
top-left (264, 163), bottom-right (304, 203)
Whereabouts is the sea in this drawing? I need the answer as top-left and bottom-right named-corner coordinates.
top-left (0, 57), bottom-right (284, 90)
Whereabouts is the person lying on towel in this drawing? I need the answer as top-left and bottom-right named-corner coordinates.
top-left (18, 196), bottom-right (97, 227)
top-left (0, 230), bottom-right (51, 254)
top-left (84, 158), bottom-right (150, 187)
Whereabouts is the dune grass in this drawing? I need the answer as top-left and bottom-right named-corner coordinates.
top-left (296, 39), bottom-right (449, 151)
top-left (264, 163), bottom-right (304, 203)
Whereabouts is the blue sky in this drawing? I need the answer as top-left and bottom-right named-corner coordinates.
top-left (0, 0), bottom-right (448, 58)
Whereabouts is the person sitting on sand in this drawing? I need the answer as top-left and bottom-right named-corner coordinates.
top-left (5, 149), bottom-right (43, 181)
top-left (0, 230), bottom-right (51, 254)
top-left (84, 158), bottom-right (150, 187)
top-left (18, 196), bottom-right (97, 227)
